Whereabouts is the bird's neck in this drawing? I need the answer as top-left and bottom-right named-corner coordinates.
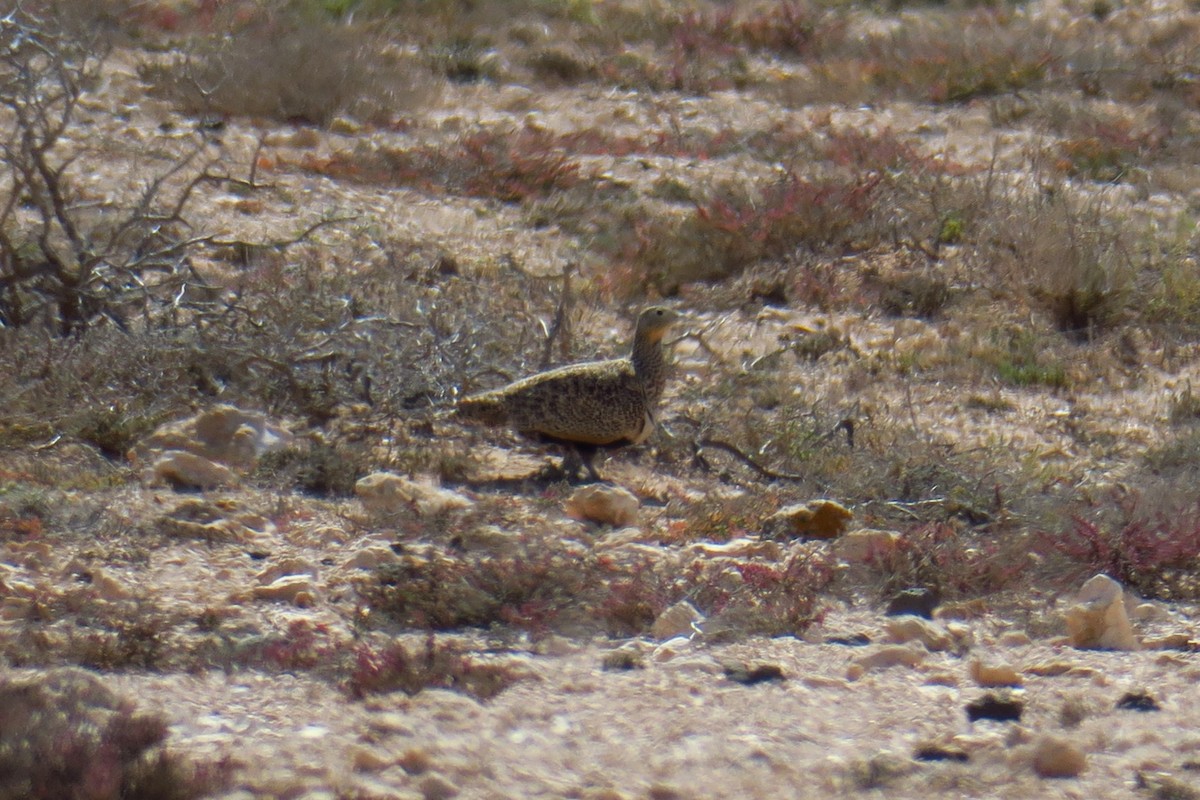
top-left (631, 331), bottom-right (668, 406)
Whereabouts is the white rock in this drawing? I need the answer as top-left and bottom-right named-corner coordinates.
top-left (255, 558), bottom-right (317, 585)
top-left (133, 404), bottom-right (292, 467)
top-left (252, 575), bottom-right (317, 606)
top-left (686, 538), bottom-right (783, 560)
top-left (356, 472), bottom-right (472, 516)
top-left (1065, 574), bottom-right (1140, 651)
top-left (650, 600), bottom-right (704, 641)
top-left (565, 484), bottom-right (639, 527)
top-left (150, 450), bottom-right (237, 489)
top-left (833, 528), bottom-right (901, 564)
top-left (652, 635), bottom-right (695, 662)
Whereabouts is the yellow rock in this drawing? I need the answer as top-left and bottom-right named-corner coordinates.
top-left (766, 499), bottom-right (853, 539)
top-left (969, 658), bottom-right (1023, 687)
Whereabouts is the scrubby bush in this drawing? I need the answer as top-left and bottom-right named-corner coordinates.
top-left (0, 668), bottom-right (225, 800)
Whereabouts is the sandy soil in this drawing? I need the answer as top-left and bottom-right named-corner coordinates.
top-left (5, 1), bottom-right (1200, 797)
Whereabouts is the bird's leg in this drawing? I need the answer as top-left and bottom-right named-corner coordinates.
top-left (576, 444), bottom-right (604, 484)
top-left (558, 445), bottom-right (585, 483)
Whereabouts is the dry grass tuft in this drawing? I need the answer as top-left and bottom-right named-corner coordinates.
top-left (140, 5), bottom-right (434, 124)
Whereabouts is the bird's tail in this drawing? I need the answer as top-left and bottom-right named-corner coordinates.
top-left (452, 392), bottom-right (508, 426)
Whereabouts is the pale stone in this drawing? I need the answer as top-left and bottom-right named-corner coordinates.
top-left (155, 499), bottom-right (258, 543)
top-left (924, 671), bottom-right (960, 687)
top-left (534, 634), bottom-right (582, 657)
top-left (344, 546), bottom-right (401, 570)
top-left (0, 598), bottom-right (31, 620)
top-left (652, 636), bottom-right (695, 662)
top-left (1144, 633), bottom-right (1194, 650)
top-left (150, 450), bottom-right (237, 489)
top-left (418, 772), bottom-right (460, 800)
top-left (252, 575), bottom-right (317, 605)
top-left (650, 600), bottom-right (704, 641)
top-left (256, 557), bottom-right (317, 585)
top-left (581, 789), bottom-right (628, 800)
top-left (311, 525), bottom-right (349, 545)
top-left (597, 542), bottom-right (670, 568)
top-left (369, 713), bottom-right (414, 737)
top-left (935, 599), bottom-right (989, 620)
top-left (1031, 735), bottom-right (1086, 778)
top-left (1024, 661), bottom-right (1076, 677)
top-left (452, 524), bottom-right (521, 556)
top-left (396, 746), bottom-right (433, 774)
top-left (833, 528), bottom-right (901, 563)
top-left (349, 743), bottom-right (394, 772)
top-left (356, 472), bottom-right (472, 516)
top-left (850, 644), bottom-right (926, 676)
top-left (1130, 602), bottom-right (1170, 622)
top-left (3, 541), bottom-right (51, 567)
top-left (3, 579), bottom-right (38, 598)
top-left (133, 404), bottom-right (292, 467)
top-left (998, 631), bottom-right (1033, 647)
top-left (969, 658), bottom-right (1023, 687)
top-left (565, 484), bottom-right (640, 527)
top-left (1064, 574), bottom-right (1140, 651)
top-left (687, 538), bottom-right (783, 560)
top-left (764, 499), bottom-right (853, 539)
top-left (594, 527), bottom-right (650, 550)
top-left (885, 617), bottom-right (954, 651)
top-left (329, 116), bottom-right (364, 135)
top-left (343, 776), bottom-right (413, 800)
top-left (90, 567), bottom-right (130, 600)
top-left (945, 622), bottom-right (975, 649)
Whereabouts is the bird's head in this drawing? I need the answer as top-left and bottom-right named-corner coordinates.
top-left (635, 306), bottom-right (681, 343)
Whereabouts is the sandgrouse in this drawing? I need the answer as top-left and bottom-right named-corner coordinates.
top-left (455, 306), bottom-right (680, 482)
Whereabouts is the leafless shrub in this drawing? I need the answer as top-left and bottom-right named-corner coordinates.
top-left (0, 5), bottom-right (222, 335)
top-left (140, 4), bottom-right (435, 125)
top-left (0, 243), bottom-right (572, 469)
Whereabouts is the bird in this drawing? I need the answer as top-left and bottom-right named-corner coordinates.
top-left (454, 306), bottom-right (681, 482)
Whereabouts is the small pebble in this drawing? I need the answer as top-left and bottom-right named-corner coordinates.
top-left (969, 658), bottom-right (1023, 687)
top-left (1032, 735), bottom-right (1086, 778)
top-left (418, 772), bottom-right (460, 800)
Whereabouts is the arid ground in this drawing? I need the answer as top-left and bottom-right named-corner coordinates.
top-left (3, 0), bottom-right (1200, 797)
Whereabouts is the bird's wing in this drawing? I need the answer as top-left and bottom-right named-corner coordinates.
top-left (505, 362), bottom-right (647, 444)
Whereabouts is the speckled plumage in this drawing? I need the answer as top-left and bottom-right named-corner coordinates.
top-left (456, 307), bottom-right (679, 480)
